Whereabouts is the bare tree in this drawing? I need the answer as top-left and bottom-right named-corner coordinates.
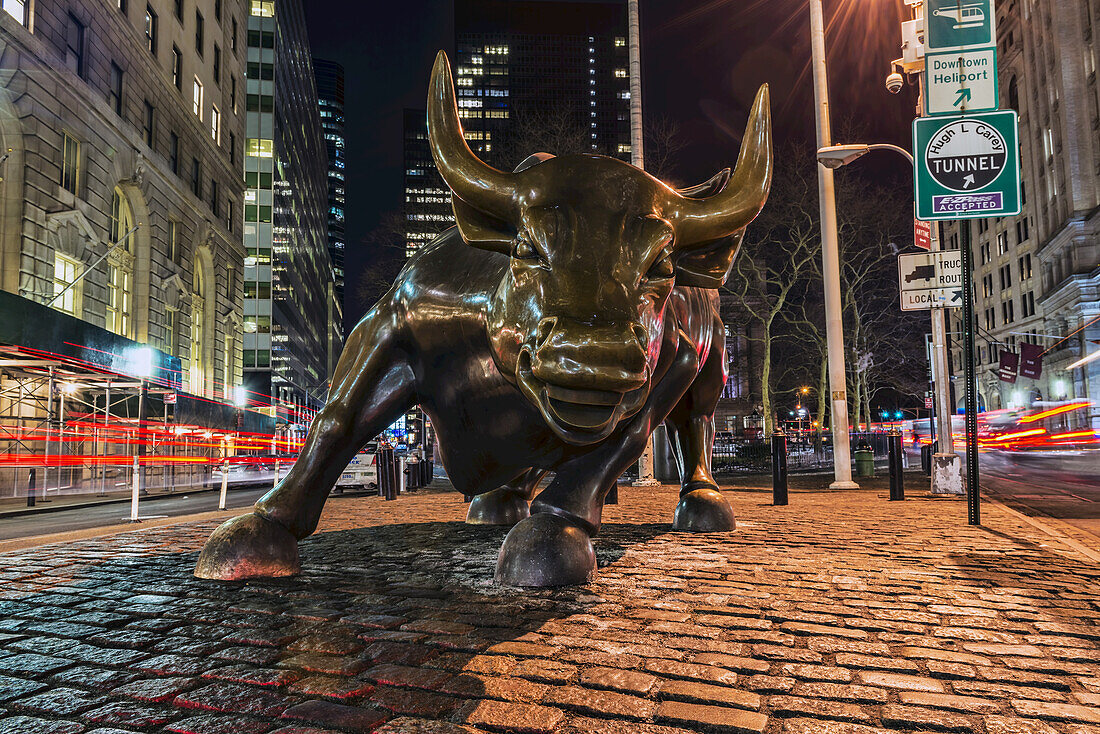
top-left (355, 212), bottom-right (415, 312)
top-left (497, 105), bottom-right (590, 168)
top-left (644, 114), bottom-right (687, 183)
top-left (722, 149), bottom-right (822, 434)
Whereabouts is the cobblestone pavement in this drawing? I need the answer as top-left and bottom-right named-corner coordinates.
top-left (1, 477), bottom-right (1099, 734)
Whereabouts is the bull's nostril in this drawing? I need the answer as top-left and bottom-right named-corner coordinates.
top-left (535, 317), bottom-right (557, 349)
top-left (632, 324), bottom-right (649, 348)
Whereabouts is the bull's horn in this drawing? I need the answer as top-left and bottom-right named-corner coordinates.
top-left (427, 51), bottom-right (516, 220)
top-left (671, 84), bottom-right (772, 245)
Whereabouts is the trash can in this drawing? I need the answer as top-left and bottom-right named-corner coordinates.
top-left (854, 440), bottom-right (875, 478)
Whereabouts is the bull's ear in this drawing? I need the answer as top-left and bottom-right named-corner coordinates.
top-left (677, 168), bottom-right (731, 199)
top-left (453, 196), bottom-right (516, 255)
top-left (672, 231), bottom-right (745, 289)
top-left (670, 167), bottom-right (739, 288)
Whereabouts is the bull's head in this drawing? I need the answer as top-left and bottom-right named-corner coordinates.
top-left (427, 51), bottom-right (771, 446)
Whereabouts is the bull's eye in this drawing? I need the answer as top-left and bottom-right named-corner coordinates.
top-left (512, 235), bottom-right (542, 263)
top-left (646, 254), bottom-right (675, 281)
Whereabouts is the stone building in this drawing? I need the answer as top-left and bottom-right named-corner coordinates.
top-left (0, 0), bottom-right (247, 401)
top-left (944, 0), bottom-right (1100, 427)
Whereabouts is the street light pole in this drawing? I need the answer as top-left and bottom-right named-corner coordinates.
top-left (628, 0), bottom-right (660, 487)
top-left (809, 0), bottom-right (858, 489)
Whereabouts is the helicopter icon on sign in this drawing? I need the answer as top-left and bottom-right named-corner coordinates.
top-left (933, 4), bottom-right (986, 30)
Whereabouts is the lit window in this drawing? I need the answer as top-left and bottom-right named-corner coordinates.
top-left (193, 78), bottom-right (203, 117)
top-left (3, 0), bottom-right (27, 25)
top-left (106, 264), bottom-right (133, 337)
top-left (250, 0), bottom-right (274, 16)
top-left (615, 37), bottom-right (626, 47)
top-left (246, 138), bottom-right (273, 158)
top-left (109, 186), bottom-right (135, 247)
top-left (615, 68), bottom-right (627, 78)
top-left (144, 5), bottom-right (157, 54)
top-left (52, 254), bottom-right (81, 316)
top-left (60, 133), bottom-right (81, 194)
top-left (210, 104), bottom-right (220, 143)
top-left (171, 46), bottom-right (182, 89)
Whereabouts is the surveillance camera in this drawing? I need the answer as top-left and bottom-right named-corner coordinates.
top-left (886, 73), bottom-right (905, 94)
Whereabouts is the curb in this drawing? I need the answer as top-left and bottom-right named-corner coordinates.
top-left (0, 483), bottom-right (261, 519)
top-left (983, 493), bottom-right (1100, 564)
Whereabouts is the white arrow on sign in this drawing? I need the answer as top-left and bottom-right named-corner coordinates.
top-left (963, 174), bottom-right (975, 188)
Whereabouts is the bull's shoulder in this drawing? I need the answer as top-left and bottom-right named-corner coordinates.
top-left (393, 228), bottom-right (509, 310)
top-left (667, 286), bottom-right (722, 365)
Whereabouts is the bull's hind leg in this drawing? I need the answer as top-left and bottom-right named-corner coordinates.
top-left (195, 310), bottom-right (415, 580)
top-left (666, 332), bottom-right (735, 532)
top-left (466, 468), bottom-right (546, 526)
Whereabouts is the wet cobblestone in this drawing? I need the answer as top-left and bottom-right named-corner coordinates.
top-left (0, 479), bottom-right (1099, 733)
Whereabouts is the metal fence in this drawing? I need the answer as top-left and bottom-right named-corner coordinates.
top-left (710, 431), bottom-right (894, 476)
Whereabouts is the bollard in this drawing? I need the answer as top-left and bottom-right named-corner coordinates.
top-left (398, 455), bottom-right (407, 495)
top-left (380, 448), bottom-right (397, 500)
top-left (273, 459), bottom-right (280, 489)
top-left (130, 455), bottom-right (141, 522)
top-left (771, 429), bottom-right (788, 506)
top-left (26, 468), bottom-right (36, 507)
top-left (406, 458), bottom-right (420, 491)
top-left (888, 430), bottom-right (905, 501)
top-left (219, 459), bottom-right (229, 511)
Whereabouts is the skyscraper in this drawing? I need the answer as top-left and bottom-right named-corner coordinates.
top-left (243, 0), bottom-right (334, 429)
top-left (402, 0), bottom-right (631, 259)
top-left (454, 0), bottom-right (632, 169)
top-left (313, 58), bottom-right (346, 318)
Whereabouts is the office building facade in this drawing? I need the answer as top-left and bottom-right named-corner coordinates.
top-left (0, 0), bottom-right (247, 400)
top-left (944, 0), bottom-right (1099, 428)
top-left (243, 0), bottom-right (334, 424)
top-left (313, 57), bottom-right (345, 322)
top-left (401, 0), bottom-right (631, 259)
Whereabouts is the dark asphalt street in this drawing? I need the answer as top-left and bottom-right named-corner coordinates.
top-left (0, 485), bottom-right (272, 540)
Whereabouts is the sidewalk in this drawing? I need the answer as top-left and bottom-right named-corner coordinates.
top-left (1, 475), bottom-right (1098, 734)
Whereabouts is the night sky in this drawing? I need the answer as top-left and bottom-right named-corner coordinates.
top-left (303, 0), bottom-right (918, 328)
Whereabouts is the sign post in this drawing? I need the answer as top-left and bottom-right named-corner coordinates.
top-left (915, 0), bottom-right (1016, 521)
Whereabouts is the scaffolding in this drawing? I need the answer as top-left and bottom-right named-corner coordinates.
top-left (0, 345), bottom-right (289, 500)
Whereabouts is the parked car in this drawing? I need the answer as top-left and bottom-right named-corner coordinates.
top-left (334, 442), bottom-right (379, 492)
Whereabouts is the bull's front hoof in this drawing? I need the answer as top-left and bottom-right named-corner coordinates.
top-left (466, 488), bottom-right (531, 526)
top-left (494, 513), bottom-right (595, 587)
top-left (194, 513), bottom-right (300, 580)
top-left (672, 488), bottom-right (736, 532)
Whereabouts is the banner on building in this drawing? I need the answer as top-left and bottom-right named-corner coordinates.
top-left (1019, 342), bottom-right (1043, 379)
top-left (998, 350), bottom-right (1019, 383)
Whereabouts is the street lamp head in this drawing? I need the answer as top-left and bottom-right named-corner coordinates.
top-left (816, 144), bottom-right (870, 169)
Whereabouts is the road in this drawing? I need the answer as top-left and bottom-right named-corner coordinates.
top-left (980, 449), bottom-right (1100, 540)
top-left (0, 485), bottom-right (272, 541)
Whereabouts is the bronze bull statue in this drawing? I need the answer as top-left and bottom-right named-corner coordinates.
top-left (195, 51), bottom-right (772, 587)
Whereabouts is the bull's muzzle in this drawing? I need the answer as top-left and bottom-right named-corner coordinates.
top-left (516, 318), bottom-right (650, 443)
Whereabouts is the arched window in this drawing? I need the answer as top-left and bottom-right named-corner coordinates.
top-left (105, 186), bottom-right (135, 337)
top-left (1007, 77), bottom-right (1019, 112)
top-left (190, 262), bottom-right (206, 395)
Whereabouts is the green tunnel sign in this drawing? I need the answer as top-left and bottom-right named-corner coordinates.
top-left (914, 110), bottom-right (1020, 220)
